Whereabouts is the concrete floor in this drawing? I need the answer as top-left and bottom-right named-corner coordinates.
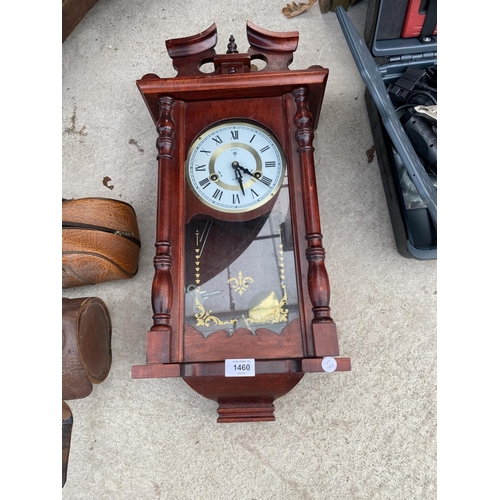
top-left (61, 1), bottom-right (437, 498)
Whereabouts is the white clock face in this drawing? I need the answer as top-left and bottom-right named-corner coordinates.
top-left (186, 121), bottom-right (286, 213)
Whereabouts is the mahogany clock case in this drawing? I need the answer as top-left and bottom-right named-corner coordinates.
top-left (131, 22), bottom-right (351, 422)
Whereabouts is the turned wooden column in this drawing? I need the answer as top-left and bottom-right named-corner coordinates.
top-left (147, 95), bottom-right (176, 364)
top-left (292, 87), bottom-right (339, 356)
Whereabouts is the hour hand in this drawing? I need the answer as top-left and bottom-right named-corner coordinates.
top-left (232, 161), bottom-right (245, 195)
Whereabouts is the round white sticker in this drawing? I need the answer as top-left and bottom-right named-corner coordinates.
top-left (321, 357), bottom-right (337, 373)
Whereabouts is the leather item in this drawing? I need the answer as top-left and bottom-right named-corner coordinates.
top-left (62, 297), bottom-right (112, 400)
top-left (62, 400), bottom-right (73, 487)
top-left (62, 0), bottom-right (100, 42)
top-left (62, 197), bottom-right (141, 288)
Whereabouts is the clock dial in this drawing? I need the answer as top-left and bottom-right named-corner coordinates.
top-left (186, 121), bottom-right (285, 213)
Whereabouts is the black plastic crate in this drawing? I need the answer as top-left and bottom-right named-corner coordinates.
top-left (364, 0), bottom-right (436, 258)
top-left (342, 0), bottom-right (437, 259)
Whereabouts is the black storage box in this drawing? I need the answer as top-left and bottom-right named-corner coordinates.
top-left (351, 0), bottom-right (437, 259)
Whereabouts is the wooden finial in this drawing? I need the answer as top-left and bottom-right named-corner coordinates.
top-left (226, 35), bottom-right (238, 54)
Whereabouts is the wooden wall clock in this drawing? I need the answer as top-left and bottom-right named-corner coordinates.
top-left (131, 22), bottom-right (351, 422)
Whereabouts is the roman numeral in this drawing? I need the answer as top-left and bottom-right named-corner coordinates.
top-left (195, 164), bottom-right (206, 171)
top-left (265, 161), bottom-right (276, 168)
top-left (212, 188), bottom-right (223, 200)
top-left (200, 148), bottom-right (211, 156)
top-left (261, 176), bottom-right (272, 187)
top-left (249, 134), bottom-right (255, 143)
top-left (199, 178), bottom-right (210, 189)
top-left (232, 193), bottom-right (240, 204)
top-left (260, 145), bottom-right (270, 153)
top-left (231, 130), bottom-right (239, 140)
top-left (250, 188), bottom-right (259, 199)
top-left (212, 135), bottom-right (223, 145)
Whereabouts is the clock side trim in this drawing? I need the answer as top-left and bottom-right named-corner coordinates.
top-left (146, 97), bottom-right (187, 364)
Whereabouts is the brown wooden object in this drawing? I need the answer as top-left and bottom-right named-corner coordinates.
top-left (132, 22), bottom-right (350, 422)
top-left (62, 400), bottom-right (73, 487)
top-left (62, 297), bottom-right (112, 400)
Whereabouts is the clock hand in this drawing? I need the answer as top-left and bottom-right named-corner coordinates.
top-left (232, 161), bottom-right (246, 195)
top-left (232, 161), bottom-right (265, 183)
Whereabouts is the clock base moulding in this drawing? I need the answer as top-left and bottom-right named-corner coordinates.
top-left (132, 358), bottom-right (351, 423)
top-left (131, 22), bottom-right (351, 423)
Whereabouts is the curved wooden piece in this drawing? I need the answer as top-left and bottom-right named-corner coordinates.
top-left (166, 23), bottom-right (218, 76)
top-left (247, 21), bottom-right (299, 52)
top-left (246, 21), bottom-right (299, 71)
